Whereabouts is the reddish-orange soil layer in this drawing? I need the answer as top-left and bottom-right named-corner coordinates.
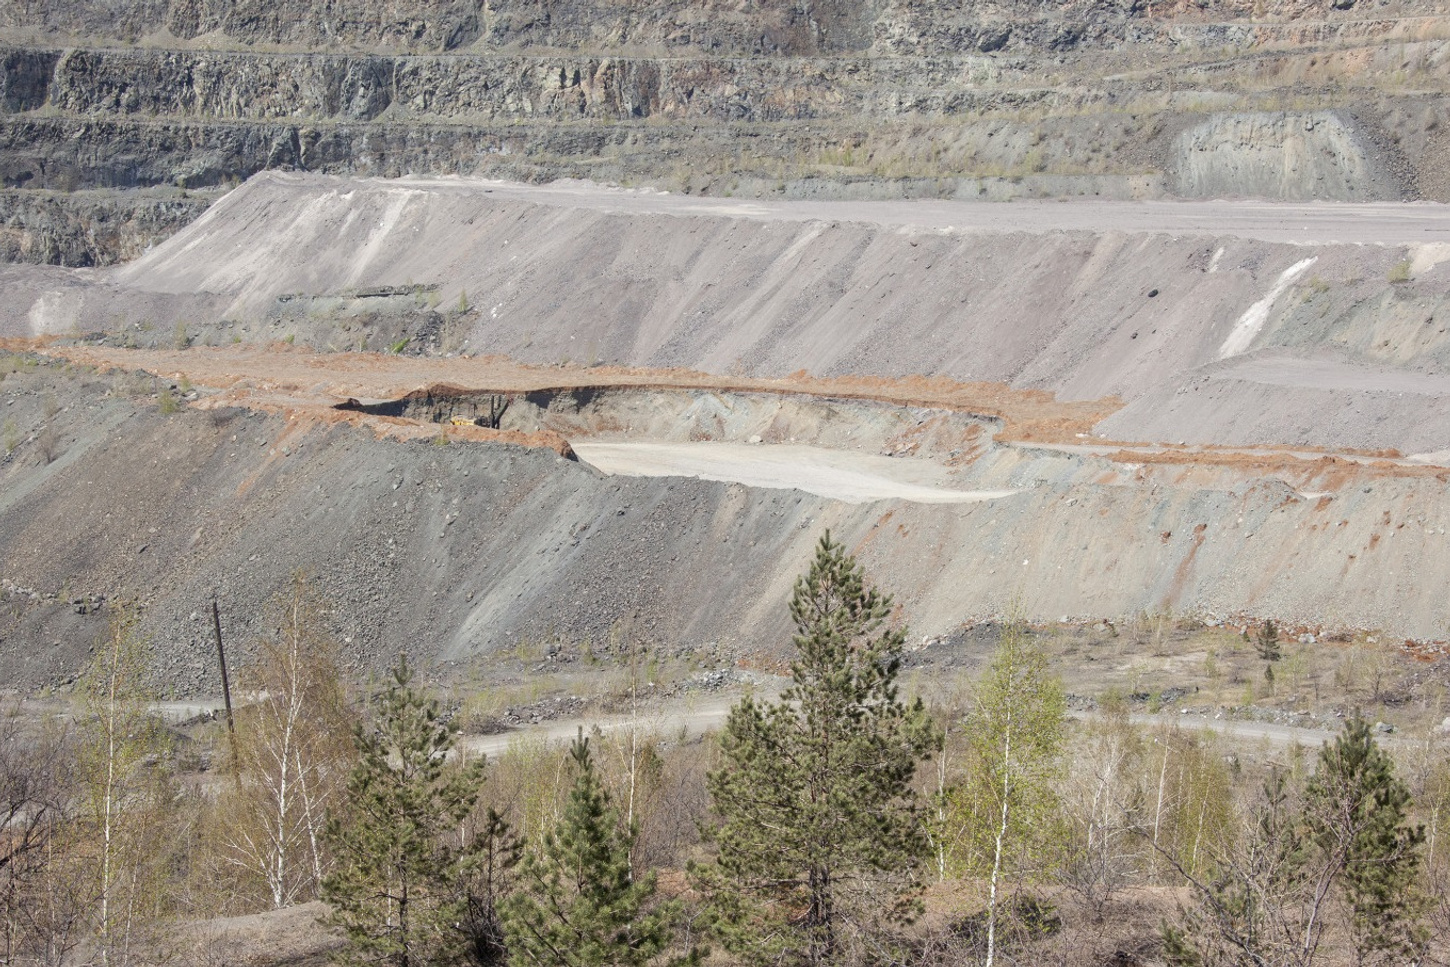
top-left (35, 341), bottom-right (1119, 438)
top-left (19, 341), bottom-right (1443, 483)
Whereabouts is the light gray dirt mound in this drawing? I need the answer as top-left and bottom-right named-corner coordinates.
top-left (5, 174), bottom-right (1450, 453)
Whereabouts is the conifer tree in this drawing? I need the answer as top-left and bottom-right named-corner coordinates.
top-left (1254, 620), bottom-right (1282, 663)
top-left (322, 655), bottom-right (486, 967)
top-left (1304, 716), bottom-right (1427, 965)
top-left (501, 731), bottom-right (692, 967)
top-left (700, 532), bottom-right (940, 967)
top-left (459, 806), bottom-right (522, 967)
top-left (1164, 718), bottom-right (1428, 967)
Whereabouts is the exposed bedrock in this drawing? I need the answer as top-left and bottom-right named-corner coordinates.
top-left (2, 0), bottom-right (1449, 264)
top-left (0, 187), bottom-right (214, 266)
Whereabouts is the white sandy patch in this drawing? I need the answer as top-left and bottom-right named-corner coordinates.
top-left (573, 441), bottom-right (1020, 505)
top-left (1217, 256), bottom-right (1318, 358)
top-left (26, 290), bottom-right (82, 335)
top-left (344, 188), bottom-right (423, 288)
top-left (1411, 242), bottom-right (1450, 275)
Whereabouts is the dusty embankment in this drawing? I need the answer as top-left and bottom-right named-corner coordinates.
top-left (3, 342), bottom-right (1449, 697)
top-left (6, 173), bottom-right (1450, 453)
top-left (2, 175), bottom-right (1449, 690)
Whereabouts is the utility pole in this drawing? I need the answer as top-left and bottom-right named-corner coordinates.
top-left (212, 598), bottom-right (240, 777)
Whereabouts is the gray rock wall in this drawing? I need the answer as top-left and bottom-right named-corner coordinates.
top-left (0, 188), bottom-right (212, 265)
top-left (1171, 112), bottom-right (1399, 201)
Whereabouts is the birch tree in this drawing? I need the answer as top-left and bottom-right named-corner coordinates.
top-left (950, 619), bottom-right (1065, 967)
top-left (1164, 718), bottom-right (1428, 967)
top-left (72, 606), bottom-right (173, 967)
top-left (219, 575), bottom-right (356, 908)
top-left (1064, 694), bottom-right (1144, 915)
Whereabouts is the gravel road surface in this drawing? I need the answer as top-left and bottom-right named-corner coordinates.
top-left (380, 174), bottom-right (1450, 245)
top-left (457, 693), bottom-right (1348, 761)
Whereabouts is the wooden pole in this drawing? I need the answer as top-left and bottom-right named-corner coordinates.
top-left (212, 599), bottom-right (240, 774)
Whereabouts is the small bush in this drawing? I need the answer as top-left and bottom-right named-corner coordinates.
top-left (1301, 275), bottom-right (1331, 300)
top-left (1387, 259), bottom-right (1412, 284)
top-left (36, 424), bottom-right (56, 464)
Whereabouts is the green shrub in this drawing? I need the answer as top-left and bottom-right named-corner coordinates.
top-left (158, 387), bottom-right (181, 415)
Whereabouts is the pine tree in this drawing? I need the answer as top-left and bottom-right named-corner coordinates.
top-left (500, 731), bottom-right (692, 967)
top-left (322, 655), bottom-right (486, 967)
top-left (1161, 767), bottom-right (1314, 967)
top-left (1304, 716), bottom-right (1427, 965)
top-left (1165, 719), bottom-right (1429, 967)
top-left (459, 806), bottom-right (522, 967)
top-left (699, 532), bottom-right (940, 967)
top-left (1254, 620), bottom-right (1282, 663)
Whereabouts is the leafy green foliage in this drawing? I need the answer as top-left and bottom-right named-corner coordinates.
top-left (322, 655), bottom-right (486, 967)
top-left (1164, 767), bottom-right (1311, 966)
top-left (699, 532), bottom-right (939, 966)
top-left (1165, 718), bottom-right (1428, 967)
top-left (947, 619), bottom-right (1065, 966)
top-left (501, 732), bottom-right (693, 967)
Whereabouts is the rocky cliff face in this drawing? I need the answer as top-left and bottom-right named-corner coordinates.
top-left (9, 0), bottom-right (1446, 55)
top-left (0, 0), bottom-right (1447, 263)
top-left (0, 188), bottom-right (212, 266)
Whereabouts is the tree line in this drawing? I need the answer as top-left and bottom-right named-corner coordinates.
top-left (2, 539), bottom-right (1448, 966)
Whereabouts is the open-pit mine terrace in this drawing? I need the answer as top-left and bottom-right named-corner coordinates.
top-left (2, 173), bottom-right (1448, 689)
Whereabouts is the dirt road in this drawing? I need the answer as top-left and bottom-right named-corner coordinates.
top-left (327, 174), bottom-right (1450, 245)
top-left (456, 691), bottom-right (1346, 762)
